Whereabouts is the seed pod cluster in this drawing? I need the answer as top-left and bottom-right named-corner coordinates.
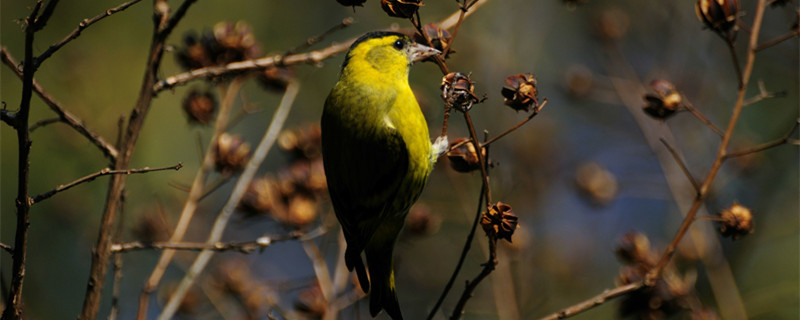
top-left (176, 21), bottom-right (261, 71)
top-left (501, 73), bottom-right (540, 112)
top-left (413, 23), bottom-right (453, 60)
top-left (445, 137), bottom-right (484, 173)
top-left (441, 72), bottom-right (481, 112)
top-left (480, 202), bottom-right (519, 242)
top-left (214, 133), bottom-right (251, 174)
top-left (381, 0), bottom-right (423, 18)
top-left (717, 203), bottom-right (754, 240)
top-left (643, 79), bottom-right (683, 119)
top-left (695, 0), bottom-right (738, 34)
top-left (182, 88), bottom-right (217, 125)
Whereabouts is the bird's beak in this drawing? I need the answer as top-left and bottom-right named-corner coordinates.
top-left (407, 43), bottom-right (441, 63)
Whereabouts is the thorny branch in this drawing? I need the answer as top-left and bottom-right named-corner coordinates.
top-left (31, 163), bottom-right (183, 204)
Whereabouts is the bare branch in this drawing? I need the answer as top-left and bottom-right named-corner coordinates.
top-left (682, 100), bottom-right (724, 137)
top-left (283, 17), bottom-right (354, 57)
top-left (2, 47), bottom-right (119, 160)
top-left (1, 109), bottom-right (16, 127)
top-left (537, 282), bottom-right (644, 320)
top-left (743, 80), bottom-right (787, 107)
top-left (31, 163), bottom-right (182, 204)
top-left (481, 99), bottom-right (547, 148)
top-left (28, 117), bottom-right (61, 132)
top-left (112, 232), bottom-right (303, 253)
top-left (754, 29), bottom-right (800, 52)
top-left (35, 0), bottom-right (142, 67)
top-left (0, 242), bottom-right (12, 255)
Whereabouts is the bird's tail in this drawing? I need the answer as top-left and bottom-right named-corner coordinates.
top-left (365, 226), bottom-right (403, 320)
top-left (345, 244), bottom-right (370, 293)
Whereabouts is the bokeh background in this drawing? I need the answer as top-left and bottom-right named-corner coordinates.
top-left (1, 0), bottom-right (798, 319)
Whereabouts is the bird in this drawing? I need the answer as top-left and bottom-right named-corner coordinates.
top-left (321, 31), bottom-right (448, 319)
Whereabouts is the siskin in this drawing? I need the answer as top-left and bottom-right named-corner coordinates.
top-left (321, 31), bottom-right (447, 320)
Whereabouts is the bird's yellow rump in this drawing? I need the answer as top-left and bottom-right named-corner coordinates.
top-left (321, 31), bottom-right (446, 320)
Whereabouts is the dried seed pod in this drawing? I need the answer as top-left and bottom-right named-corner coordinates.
top-left (595, 8), bottom-right (630, 40)
top-left (480, 202), bottom-right (519, 242)
top-left (239, 176), bottom-right (281, 214)
top-left (336, 0), bottom-right (367, 7)
top-left (213, 21), bottom-right (261, 63)
top-left (564, 64), bottom-right (594, 98)
top-left (413, 23), bottom-right (453, 58)
top-left (214, 133), bottom-right (251, 174)
top-left (642, 80), bottom-right (682, 119)
top-left (615, 231), bottom-right (655, 266)
top-left (501, 73), bottom-right (539, 112)
top-left (441, 72), bottom-right (481, 112)
top-left (259, 65), bottom-right (294, 92)
top-left (277, 124), bottom-right (322, 160)
top-left (182, 88), bottom-right (217, 125)
top-left (575, 162), bottom-right (618, 206)
top-left (287, 195), bottom-right (319, 227)
top-left (718, 203), bottom-right (754, 239)
top-left (176, 31), bottom-right (216, 70)
top-left (132, 213), bottom-right (170, 243)
top-left (616, 264), bottom-right (690, 319)
top-left (696, 0), bottom-right (738, 34)
top-left (446, 137), bottom-right (483, 173)
top-left (295, 284), bottom-right (327, 318)
top-left (381, 0), bottom-right (423, 18)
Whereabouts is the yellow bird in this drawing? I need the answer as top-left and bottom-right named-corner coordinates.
top-left (321, 31), bottom-right (447, 319)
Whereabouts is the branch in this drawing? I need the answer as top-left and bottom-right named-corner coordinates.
top-left (537, 282), bottom-right (644, 320)
top-left (31, 163), bottom-right (182, 204)
top-left (648, 0), bottom-right (769, 284)
top-left (0, 242), bottom-right (12, 255)
top-left (754, 29), bottom-right (800, 52)
top-left (480, 99), bottom-right (547, 148)
top-left (283, 17), bottom-right (354, 57)
top-left (2, 47), bottom-right (119, 160)
top-left (426, 182), bottom-right (487, 320)
top-left (449, 235), bottom-right (497, 320)
top-left (158, 81), bottom-right (299, 320)
top-left (153, 0), bottom-right (488, 92)
top-left (35, 0), bottom-right (142, 67)
top-left (743, 80), bottom-right (786, 107)
top-left (1, 109), bottom-right (15, 127)
top-left (81, 0), bottom-right (197, 318)
top-left (723, 118), bottom-right (800, 159)
top-left (2, 2), bottom-right (43, 318)
top-left (28, 116), bottom-right (61, 132)
top-left (112, 233), bottom-right (303, 253)
top-left (682, 100), bottom-right (724, 137)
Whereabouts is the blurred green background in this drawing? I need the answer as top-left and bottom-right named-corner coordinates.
top-left (1, 0), bottom-right (797, 319)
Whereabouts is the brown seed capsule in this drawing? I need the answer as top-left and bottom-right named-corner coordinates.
top-left (718, 203), bottom-right (754, 240)
top-left (132, 213), bottom-right (170, 243)
top-left (295, 284), bottom-right (327, 318)
top-left (336, 0), bottom-right (367, 7)
top-left (564, 64), bottom-right (594, 98)
top-left (501, 73), bottom-right (540, 112)
top-left (441, 72), bottom-right (481, 112)
top-left (696, 0), bottom-right (738, 34)
top-left (213, 21), bottom-right (261, 63)
top-left (287, 195), bottom-right (318, 227)
top-left (176, 31), bottom-right (216, 70)
top-left (446, 137), bottom-right (483, 173)
top-left (182, 89), bottom-right (217, 125)
top-left (214, 133), bottom-right (251, 174)
top-left (381, 0), bottom-right (423, 18)
top-left (615, 231), bottom-right (655, 266)
top-left (259, 65), bottom-right (294, 92)
top-left (413, 23), bottom-right (453, 59)
top-left (239, 177), bottom-right (281, 214)
top-left (278, 125), bottom-right (323, 160)
top-left (480, 202), bottom-right (519, 242)
top-left (595, 8), bottom-right (630, 40)
top-left (643, 80), bottom-right (682, 119)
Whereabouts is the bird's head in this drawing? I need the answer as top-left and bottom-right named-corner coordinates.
top-left (342, 31), bottom-right (440, 79)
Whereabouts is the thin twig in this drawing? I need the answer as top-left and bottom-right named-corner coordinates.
top-left (743, 80), bottom-right (787, 106)
top-left (2, 47), bottom-right (119, 160)
top-left (723, 119), bottom-right (800, 159)
top-left (28, 116), bottom-right (61, 132)
top-left (426, 182), bottom-right (486, 320)
top-left (112, 232), bottom-right (303, 253)
top-left (480, 99), bottom-right (547, 148)
top-left (659, 138), bottom-right (700, 193)
top-left (463, 111), bottom-right (492, 205)
top-left (31, 163), bottom-right (183, 204)
top-left (282, 17), bottom-right (354, 57)
top-left (0, 242), bottom-right (12, 255)
top-left (81, 1), bottom-right (197, 318)
top-left (34, 0), bottom-right (143, 67)
top-left (648, 0), bottom-right (769, 284)
top-left (682, 100), bottom-right (724, 137)
top-left (725, 36), bottom-right (744, 89)
top-left (536, 282), bottom-right (644, 320)
top-left (754, 29), bottom-right (800, 52)
top-left (449, 235), bottom-right (497, 320)
top-left (158, 81), bottom-right (299, 320)
top-left (108, 191), bottom-right (127, 320)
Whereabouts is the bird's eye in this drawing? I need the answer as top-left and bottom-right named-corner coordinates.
top-left (392, 39), bottom-right (405, 50)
